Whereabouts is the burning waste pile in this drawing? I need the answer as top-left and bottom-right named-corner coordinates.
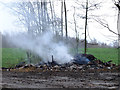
top-left (3, 53), bottom-right (119, 72)
top-left (3, 31), bottom-right (119, 72)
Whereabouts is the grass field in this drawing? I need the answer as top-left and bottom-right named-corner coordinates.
top-left (2, 48), bottom-right (119, 68)
top-left (87, 48), bottom-right (119, 64)
top-left (2, 48), bottom-right (26, 68)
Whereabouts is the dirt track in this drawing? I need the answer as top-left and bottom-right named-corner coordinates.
top-left (1, 70), bottom-right (120, 89)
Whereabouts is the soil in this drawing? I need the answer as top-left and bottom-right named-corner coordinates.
top-left (1, 70), bottom-right (120, 89)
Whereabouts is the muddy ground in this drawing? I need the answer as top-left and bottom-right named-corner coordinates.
top-left (1, 70), bottom-right (120, 89)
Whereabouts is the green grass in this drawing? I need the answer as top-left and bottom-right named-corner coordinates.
top-left (87, 48), bottom-right (119, 64)
top-left (71, 48), bottom-right (119, 65)
top-left (2, 48), bottom-right (26, 68)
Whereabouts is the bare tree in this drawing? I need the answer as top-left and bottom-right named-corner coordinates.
top-left (8, 1), bottom-right (51, 63)
top-left (84, 0), bottom-right (88, 54)
top-left (115, 0), bottom-right (120, 48)
top-left (93, 0), bottom-right (120, 48)
top-left (49, 0), bottom-right (55, 32)
top-left (64, 0), bottom-right (68, 38)
top-left (72, 0), bottom-right (102, 54)
top-left (61, 0), bottom-right (63, 37)
top-left (73, 7), bottom-right (79, 54)
top-left (7, 1), bottom-right (66, 63)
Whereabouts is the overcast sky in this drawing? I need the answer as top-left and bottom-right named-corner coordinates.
top-left (0, 0), bottom-right (119, 45)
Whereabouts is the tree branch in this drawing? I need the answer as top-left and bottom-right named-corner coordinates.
top-left (93, 18), bottom-right (120, 36)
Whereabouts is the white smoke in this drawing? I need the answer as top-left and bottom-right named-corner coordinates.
top-left (7, 31), bottom-right (72, 64)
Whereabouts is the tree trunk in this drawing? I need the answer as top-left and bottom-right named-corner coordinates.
top-left (115, 0), bottom-right (120, 48)
top-left (84, 0), bottom-right (88, 54)
top-left (37, 1), bottom-right (42, 34)
top-left (64, 0), bottom-right (68, 38)
top-left (73, 7), bottom-right (79, 54)
top-left (117, 0), bottom-right (120, 48)
top-left (118, 10), bottom-right (120, 48)
top-left (61, 0), bottom-right (63, 37)
top-left (26, 51), bottom-right (31, 64)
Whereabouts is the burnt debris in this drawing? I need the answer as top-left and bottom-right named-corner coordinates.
top-left (72, 54), bottom-right (90, 65)
top-left (81, 54), bottom-right (96, 61)
top-left (15, 61), bottom-right (26, 68)
top-left (2, 54), bottom-right (119, 72)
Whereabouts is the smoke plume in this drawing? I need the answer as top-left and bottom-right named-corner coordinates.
top-left (7, 31), bottom-right (72, 64)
